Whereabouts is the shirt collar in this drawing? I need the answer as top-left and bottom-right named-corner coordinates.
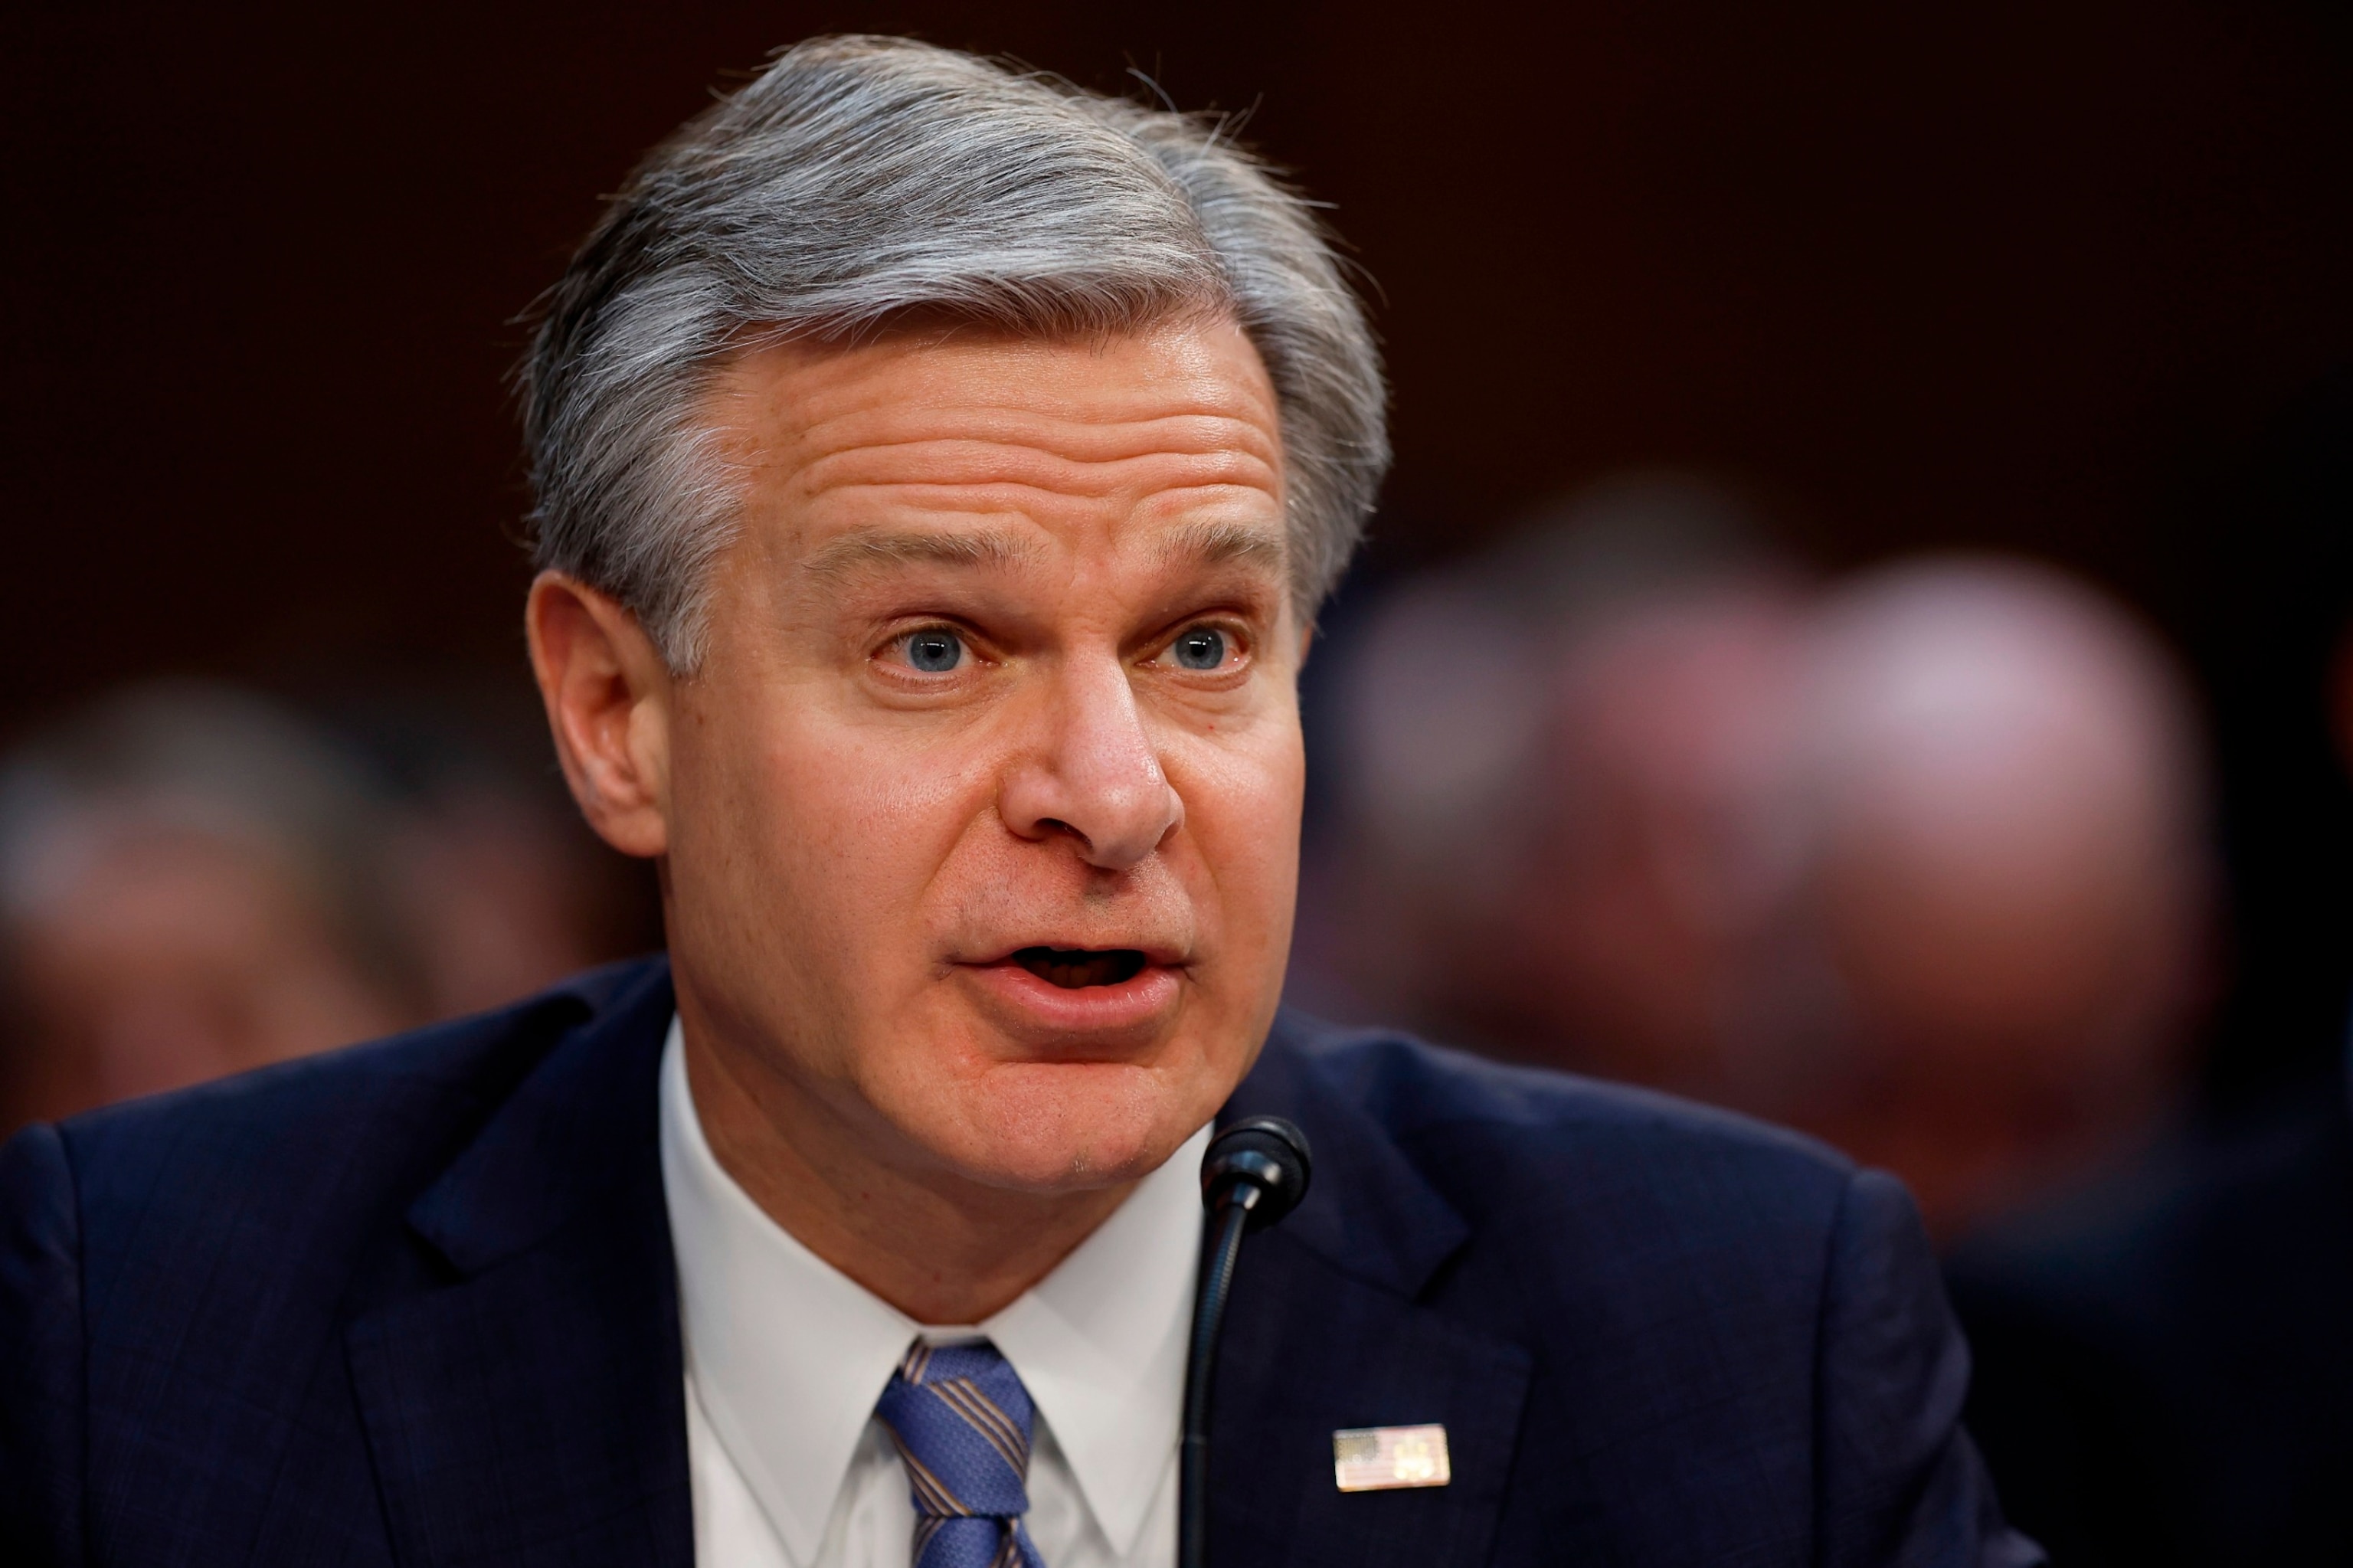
top-left (659, 1016), bottom-right (1205, 1564)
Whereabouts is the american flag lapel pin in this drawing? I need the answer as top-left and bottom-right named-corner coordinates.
top-left (1332, 1424), bottom-right (1451, 1491)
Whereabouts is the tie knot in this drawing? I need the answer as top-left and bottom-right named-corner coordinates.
top-left (875, 1340), bottom-right (1046, 1568)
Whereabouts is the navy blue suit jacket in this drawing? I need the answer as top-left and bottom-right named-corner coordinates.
top-left (1, 957), bottom-right (2037, 1566)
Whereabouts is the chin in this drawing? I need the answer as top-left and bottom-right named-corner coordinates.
top-left (931, 1059), bottom-right (1204, 1193)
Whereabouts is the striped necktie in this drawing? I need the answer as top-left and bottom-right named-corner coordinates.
top-left (874, 1340), bottom-right (1049, 1568)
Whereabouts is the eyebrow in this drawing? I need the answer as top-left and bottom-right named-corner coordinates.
top-left (800, 526), bottom-right (1047, 583)
top-left (1154, 518), bottom-right (1288, 576)
top-left (798, 517), bottom-right (1288, 584)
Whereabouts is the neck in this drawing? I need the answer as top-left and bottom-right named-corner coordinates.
top-left (680, 1016), bottom-right (1136, 1325)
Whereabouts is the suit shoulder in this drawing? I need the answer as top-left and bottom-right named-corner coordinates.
top-left (1280, 1010), bottom-right (1853, 1172)
top-left (47, 958), bottom-right (663, 1265)
top-left (1258, 1013), bottom-right (1889, 1379)
top-left (1272, 1010), bottom-right (1859, 1230)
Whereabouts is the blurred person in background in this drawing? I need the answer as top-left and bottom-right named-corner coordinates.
top-left (388, 767), bottom-right (628, 1020)
top-left (0, 681), bottom-right (651, 1134)
top-left (0, 683), bottom-right (427, 1128)
top-left (1788, 560), bottom-right (2214, 1241)
top-left (1946, 368), bottom-right (2353, 1567)
top-left (1294, 473), bottom-right (1816, 1105)
top-left (329, 686), bottom-right (664, 1023)
top-left (1301, 502), bottom-right (2214, 1242)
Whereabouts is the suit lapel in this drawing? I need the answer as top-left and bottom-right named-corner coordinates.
top-left (339, 987), bottom-right (1527, 1568)
top-left (1207, 1021), bottom-right (1533, 1568)
top-left (345, 962), bottom-right (693, 1568)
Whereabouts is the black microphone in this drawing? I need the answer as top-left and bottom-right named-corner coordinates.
top-left (1179, 1116), bottom-right (1311, 1568)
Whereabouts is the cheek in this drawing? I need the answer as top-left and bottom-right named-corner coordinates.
top-left (693, 697), bottom-right (1002, 952)
top-left (667, 701), bottom-right (1009, 1118)
top-left (1170, 716), bottom-right (1305, 967)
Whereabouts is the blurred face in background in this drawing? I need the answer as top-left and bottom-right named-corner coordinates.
top-left (1311, 514), bottom-right (2208, 1243)
top-left (544, 318), bottom-right (1304, 1200)
top-left (1323, 557), bottom-right (1811, 1100)
top-left (0, 679), bottom-right (643, 1133)
top-left (1792, 565), bottom-right (2213, 1236)
top-left (1510, 587), bottom-right (1808, 1090)
top-left (2, 817), bottom-right (410, 1121)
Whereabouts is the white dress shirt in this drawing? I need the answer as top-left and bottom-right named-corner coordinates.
top-left (659, 1018), bottom-right (1205, 1568)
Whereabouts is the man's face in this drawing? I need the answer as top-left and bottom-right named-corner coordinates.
top-left (663, 317), bottom-right (1302, 1194)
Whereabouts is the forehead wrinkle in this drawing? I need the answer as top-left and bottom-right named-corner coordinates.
top-left (789, 430), bottom-right (1280, 506)
top-left (827, 403), bottom-right (1276, 456)
top-left (773, 381), bottom-right (1278, 461)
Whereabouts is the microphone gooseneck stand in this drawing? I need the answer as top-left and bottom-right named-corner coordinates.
top-left (1178, 1116), bottom-right (1312, 1568)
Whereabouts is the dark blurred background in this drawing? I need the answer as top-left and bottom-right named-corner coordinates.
top-left (9, 4), bottom-right (2353, 1559)
top-left (8, 0), bottom-right (2353, 1049)
top-left (11, 0), bottom-right (2351, 660)
top-left (7, 0), bottom-right (2350, 687)
top-left (7, 0), bottom-right (2352, 1115)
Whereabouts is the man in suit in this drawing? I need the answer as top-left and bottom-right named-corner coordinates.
top-left (0, 36), bottom-right (2037, 1567)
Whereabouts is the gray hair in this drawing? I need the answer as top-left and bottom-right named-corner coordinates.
top-left (522, 34), bottom-right (1389, 668)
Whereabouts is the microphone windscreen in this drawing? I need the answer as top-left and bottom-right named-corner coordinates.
top-left (1199, 1116), bottom-right (1312, 1229)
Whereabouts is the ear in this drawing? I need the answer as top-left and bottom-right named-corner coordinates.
top-left (525, 571), bottom-right (674, 859)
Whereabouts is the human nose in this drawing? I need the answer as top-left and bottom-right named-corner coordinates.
top-left (998, 658), bottom-right (1184, 871)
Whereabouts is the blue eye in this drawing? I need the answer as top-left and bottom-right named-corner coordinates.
top-left (903, 629), bottom-right (964, 673)
top-left (1171, 627), bottom-right (1228, 670)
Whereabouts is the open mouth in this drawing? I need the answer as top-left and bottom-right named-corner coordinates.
top-left (1013, 947), bottom-right (1150, 990)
